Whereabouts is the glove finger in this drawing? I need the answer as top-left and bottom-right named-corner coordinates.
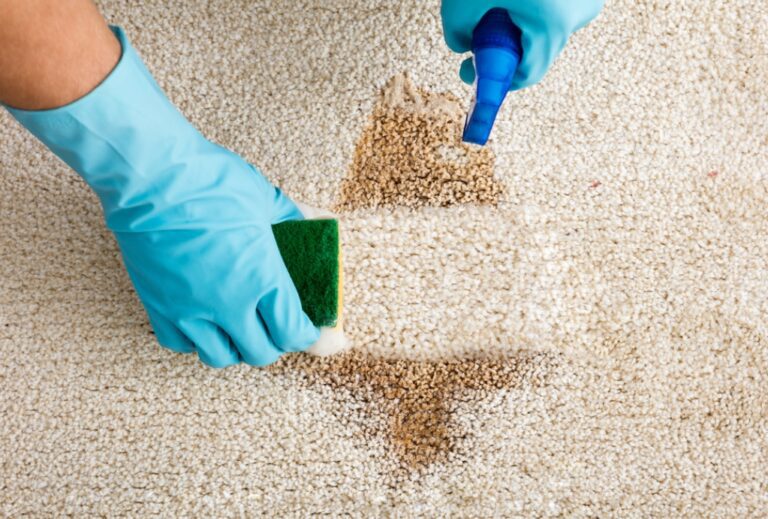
top-left (223, 308), bottom-right (283, 367)
top-left (459, 57), bottom-right (476, 85)
top-left (258, 301), bottom-right (319, 353)
top-left (511, 32), bottom-right (548, 90)
top-left (441, 1), bottom-right (489, 53)
top-left (257, 241), bottom-right (320, 352)
top-left (245, 163), bottom-right (303, 224)
top-left (510, 28), bottom-right (564, 91)
top-left (178, 318), bottom-right (242, 368)
top-left (271, 187), bottom-right (304, 224)
top-left (145, 306), bottom-right (195, 354)
top-left (574, 0), bottom-right (605, 31)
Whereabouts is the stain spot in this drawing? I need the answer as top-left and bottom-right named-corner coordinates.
top-left (708, 171), bottom-right (719, 178)
top-left (589, 180), bottom-right (602, 189)
top-left (336, 73), bottom-right (504, 211)
top-left (280, 74), bottom-right (544, 480)
top-left (272, 350), bottom-right (556, 476)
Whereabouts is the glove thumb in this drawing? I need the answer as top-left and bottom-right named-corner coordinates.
top-left (459, 57), bottom-right (476, 85)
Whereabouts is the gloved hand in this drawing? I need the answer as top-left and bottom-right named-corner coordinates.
top-left (7, 26), bottom-right (323, 368)
top-left (441, 0), bottom-right (604, 90)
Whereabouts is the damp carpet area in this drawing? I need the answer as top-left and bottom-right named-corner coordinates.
top-left (1, 0), bottom-right (767, 516)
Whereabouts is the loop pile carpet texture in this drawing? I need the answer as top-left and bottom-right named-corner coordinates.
top-left (1, 0), bottom-right (766, 515)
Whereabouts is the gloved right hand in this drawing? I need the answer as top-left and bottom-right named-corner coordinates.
top-left (6, 26), bottom-right (342, 368)
top-left (441, 0), bottom-right (604, 90)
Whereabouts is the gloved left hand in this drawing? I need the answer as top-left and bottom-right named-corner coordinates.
top-left (7, 26), bottom-right (323, 368)
top-left (441, 0), bottom-right (604, 90)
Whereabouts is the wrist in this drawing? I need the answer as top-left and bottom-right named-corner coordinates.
top-left (6, 26), bottom-right (228, 232)
top-left (0, 0), bottom-right (121, 110)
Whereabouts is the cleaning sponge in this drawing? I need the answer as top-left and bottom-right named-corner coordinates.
top-left (272, 218), bottom-right (343, 330)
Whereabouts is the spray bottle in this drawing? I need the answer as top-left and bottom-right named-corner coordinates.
top-left (462, 8), bottom-right (523, 145)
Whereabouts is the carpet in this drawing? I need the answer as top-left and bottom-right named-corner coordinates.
top-left (1, 0), bottom-right (767, 515)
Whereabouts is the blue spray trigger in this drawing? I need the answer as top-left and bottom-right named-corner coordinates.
top-left (462, 8), bottom-right (523, 145)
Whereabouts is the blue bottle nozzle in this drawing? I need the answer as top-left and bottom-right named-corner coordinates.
top-left (462, 8), bottom-right (523, 146)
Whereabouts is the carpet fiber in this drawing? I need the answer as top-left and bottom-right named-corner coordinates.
top-left (1, 0), bottom-right (767, 515)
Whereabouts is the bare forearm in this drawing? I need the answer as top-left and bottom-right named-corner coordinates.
top-left (0, 0), bottom-right (120, 110)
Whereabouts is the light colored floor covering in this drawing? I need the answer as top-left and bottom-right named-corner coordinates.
top-left (1, 0), bottom-right (767, 515)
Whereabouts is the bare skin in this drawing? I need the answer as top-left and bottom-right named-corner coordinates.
top-left (0, 0), bottom-right (120, 110)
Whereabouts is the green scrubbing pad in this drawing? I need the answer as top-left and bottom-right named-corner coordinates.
top-left (272, 219), bottom-right (342, 328)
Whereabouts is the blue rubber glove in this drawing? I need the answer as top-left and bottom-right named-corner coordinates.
top-left (6, 27), bottom-right (319, 368)
top-left (441, 0), bottom-right (604, 90)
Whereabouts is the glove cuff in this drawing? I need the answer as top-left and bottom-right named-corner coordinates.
top-left (6, 26), bottom-right (244, 233)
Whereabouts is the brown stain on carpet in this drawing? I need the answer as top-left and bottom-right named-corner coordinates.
top-left (280, 74), bottom-right (529, 476)
top-left (273, 350), bottom-right (555, 474)
top-left (335, 73), bottom-right (504, 211)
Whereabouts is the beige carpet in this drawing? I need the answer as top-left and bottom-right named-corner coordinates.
top-left (2, 0), bottom-right (767, 515)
